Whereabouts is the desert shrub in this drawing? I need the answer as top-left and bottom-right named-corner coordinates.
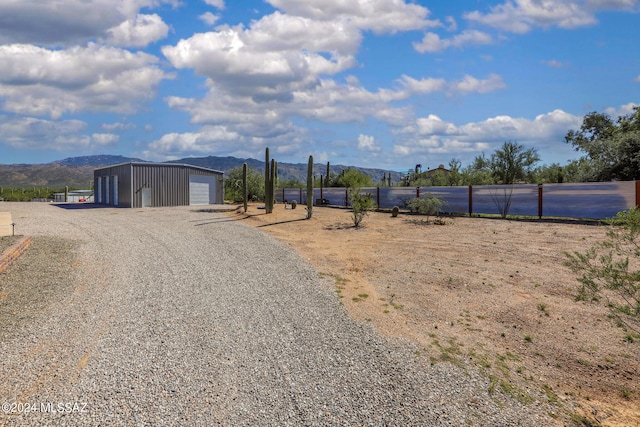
top-left (490, 185), bottom-right (514, 218)
top-left (350, 189), bottom-right (376, 227)
top-left (392, 206), bottom-right (399, 217)
top-left (564, 207), bottom-right (640, 334)
top-left (225, 165), bottom-right (264, 202)
top-left (291, 200), bottom-right (297, 209)
top-left (0, 187), bottom-right (61, 202)
top-left (406, 194), bottom-right (444, 223)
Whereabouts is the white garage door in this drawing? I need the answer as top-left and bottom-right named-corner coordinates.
top-left (189, 175), bottom-right (216, 205)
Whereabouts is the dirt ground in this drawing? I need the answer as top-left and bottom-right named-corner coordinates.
top-left (226, 203), bottom-right (639, 427)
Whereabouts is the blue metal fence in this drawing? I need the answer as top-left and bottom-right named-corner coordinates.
top-left (275, 181), bottom-right (639, 220)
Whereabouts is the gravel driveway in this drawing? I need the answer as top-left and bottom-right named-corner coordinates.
top-left (0, 203), bottom-right (553, 426)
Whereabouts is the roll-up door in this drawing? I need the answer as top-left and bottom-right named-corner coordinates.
top-left (189, 175), bottom-right (216, 205)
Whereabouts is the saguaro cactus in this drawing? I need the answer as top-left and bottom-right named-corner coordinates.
top-left (326, 162), bottom-right (330, 187)
top-left (264, 147), bottom-right (272, 213)
top-left (269, 158), bottom-right (276, 212)
top-left (274, 160), bottom-right (278, 187)
top-left (306, 155), bottom-right (313, 219)
top-left (242, 162), bottom-right (248, 213)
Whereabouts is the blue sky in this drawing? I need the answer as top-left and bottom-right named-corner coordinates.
top-left (0, 0), bottom-right (638, 171)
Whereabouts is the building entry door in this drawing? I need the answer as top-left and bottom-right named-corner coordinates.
top-left (141, 188), bottom-right (152, 207)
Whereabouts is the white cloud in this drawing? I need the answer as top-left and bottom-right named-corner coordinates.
top-left (416, 115), bottom-right (461, 136)
top-left (265, 0), bottom-right (441, 33)
top-left (160, 70), bottom-right (507, 161)
top-left (450, 74), bottom-right (507, 94)
top-left (393, 109), bottom-right (583, 159)
top-left (413, 30), bottom-right (494, 53)
top-left (199, 12), bottom-right (220, 26)
top-left (445, 16), bottom-right (458, 32)
top-left (91, 133), bottom-right (120, 146)
top-left (0, 0), bottom-right (179, 45)
top-left (542, 59), bottom-right (569, 68)
top-left (105, 13), bottom-right (170, 47)
top-left (0, 44), bottom-right (171, 119)
top-left (457, 109), bottom-right (581, 142)
top-left (163, 12), bottom-right (361, 101)
top-left (357, 134), bottom-right (381, 152)
top-left (102, 122), bottom-right (136, 131)
top-left (604, 102), bottom-right (638, 117)
top-left (464, 2), bottom-right (595, 33)
top-left (397, 76), bottom-right (447, 94)
top-left (0, 116), bottom-right (121, 151)
top-left (587, 0), bottom-right (638, 9)
top-left (400, 74), bottom-right (507, 97)
top-left (464, 0), bottom-right (639, 34)
top-left (204, 0), bottom-right (225, 10)
top-left (143, 125), bottom-right (293, 161)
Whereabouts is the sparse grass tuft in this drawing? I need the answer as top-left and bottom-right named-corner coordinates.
top-left (537, 303), bottom-right (550, 316)
top-left (568, 411), bottom-right (602, 427)
top-left (500, 380), bottom-right (534, 404)
top-left (542, 384), bottom-right (559, 404)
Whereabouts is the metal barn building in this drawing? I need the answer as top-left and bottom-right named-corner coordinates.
top-left (94, 162), bottom-right (224, 208)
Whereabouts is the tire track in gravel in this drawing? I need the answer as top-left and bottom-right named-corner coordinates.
top-left (1, 204), bottom-right (555, 426)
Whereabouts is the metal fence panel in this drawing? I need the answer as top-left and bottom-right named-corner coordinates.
top-left (276, 181), bottom-right (637, 219)
top-left (320, 187), bottom-right (349, 206)
top-left (378, 187), bottom-right (417, 209)
top-left (419, 186), bottom-right (469, 214)
top-left (279, 188), bottom-right (303, 204)
top-left (543, 181), bottom-right (636, 219)
top-left (472, 185), bottom-right (539, 217)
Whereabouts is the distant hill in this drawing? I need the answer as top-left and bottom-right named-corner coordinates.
top-left (0, 164), bottom-right (96, 189)
top-left (52, 155), bottom-right (145, 167)
top-left (0, 155), bottom-right (145, 188)
top-left (175, 155), bottom-right (404, 184)
top-left (0, 154), bottom-right (404, 188)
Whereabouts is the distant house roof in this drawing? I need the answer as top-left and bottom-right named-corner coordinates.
top-left (424, 164), bottom-right (451, 176)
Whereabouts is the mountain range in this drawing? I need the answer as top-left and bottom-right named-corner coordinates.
top-left (0, 155), bottom-right (404, 189)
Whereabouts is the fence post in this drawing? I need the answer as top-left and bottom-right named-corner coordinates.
top-left (468, 185), bottom-right (473, 216)
top-left (299, 188), bottom-right (302, 204)
top-left (282, 188), bottom-right (285, 202)
top-left (376, 186), bottom-right (380, 209)
top-left (636, 181), bottom-right (640, 208)
top-left (345, 187), bottom-right (349, 206)
top-left (416, 187), bottom-right (420, 199)
top-left (538, 184), bottom-right (543, 219)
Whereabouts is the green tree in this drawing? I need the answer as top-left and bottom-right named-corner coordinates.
top-left (562, 158), bottom-right (598, 183)
top-left (446, 159), bottom-right (465, 186)
top-left (462, 154), bottom-right (494, 185)
top-left (565, 106), bottom-right (640, 181)
top-left (225, 166), bottom-right (264, 202)
top-left (489, 141), bottom-right (540, 184)
top-left (349, 189), bottom-right (377, 227)
top-left (531, 163), bottom-right (565, 183)
top-left (334, 168), bottom-right (373, 189)
top-left (564, 207), bottom-right (640, 334)
top-left (277, 178), bottom-right (303, 188)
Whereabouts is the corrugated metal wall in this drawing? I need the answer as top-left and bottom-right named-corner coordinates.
top-left (94, 163), bottom-right (223, 208)
top-left (94, 163), bottom-right (132, 207)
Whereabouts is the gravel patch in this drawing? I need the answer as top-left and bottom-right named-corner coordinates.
top-left (0, 236), bottom-right (76, 343)
top-left (0, 236), bottom-right (21, 255)
top-left (0, 203), bottom-right (555, 426)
